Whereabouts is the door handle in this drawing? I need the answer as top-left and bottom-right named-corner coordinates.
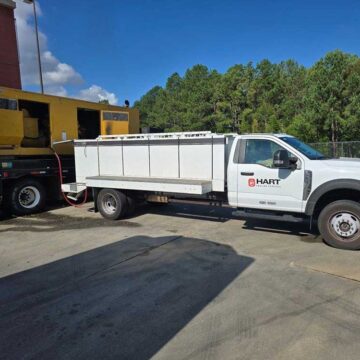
top-left (241, 172), bottom-right (254, 176)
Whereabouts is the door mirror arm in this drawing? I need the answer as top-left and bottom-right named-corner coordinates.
top-left (289, 156), bottom-right (298, 170)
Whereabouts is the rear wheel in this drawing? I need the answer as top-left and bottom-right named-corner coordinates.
top-left (97, 189), bottom-right (127, 220)
top-left (8, 178), bottom-right (46, 216)
top-left (318, 200), bottom-right (360, 250)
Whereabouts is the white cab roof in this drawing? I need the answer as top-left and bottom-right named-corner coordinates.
top-left (239, 133), bottom-right (294, 138)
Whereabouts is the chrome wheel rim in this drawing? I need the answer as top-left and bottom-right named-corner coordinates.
top-left (330, 212), bottom-right (360, 239)
top-left (18, 186), bottom-right (41, 209)
top-left (102, 194), bottom-right (117, 214)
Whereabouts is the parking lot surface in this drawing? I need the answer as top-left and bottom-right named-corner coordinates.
top-left (0, 203), bottom-right (360, 360)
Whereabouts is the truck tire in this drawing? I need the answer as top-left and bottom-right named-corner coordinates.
top-left (97, 189), bottom-right (127, 220)
top-left (318, 200), bottom-right (360, 250)
top-left (8, 178), bottom-right (46, 216)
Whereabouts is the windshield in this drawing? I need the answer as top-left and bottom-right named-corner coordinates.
top-left (279, 136), bottom-right (326, 160)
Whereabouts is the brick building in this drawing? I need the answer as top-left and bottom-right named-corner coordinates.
top-left (0, 0), bottom-right (21, 89)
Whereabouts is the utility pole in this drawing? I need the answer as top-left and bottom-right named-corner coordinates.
top-left (24, 0), bottom-right (44, 93)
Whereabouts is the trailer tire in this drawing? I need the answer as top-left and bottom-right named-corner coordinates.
top-left (8, 178), bottom-right (46, 216)
top-left (318, 200), bottom-right (360, 250)
top-left (97, 189), bottom-right (127, 220)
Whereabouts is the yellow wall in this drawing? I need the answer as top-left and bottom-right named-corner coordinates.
top-left (0, 87), bottom-right (140, 156)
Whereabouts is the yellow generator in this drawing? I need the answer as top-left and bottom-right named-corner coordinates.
top-left (0, 87), bottom-right (140, 215)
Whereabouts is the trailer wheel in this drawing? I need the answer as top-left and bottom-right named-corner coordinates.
top-left (318, 200), bottom-right (360, 250)
top-left (8, 178), bottom-right (46, 216)
top-left (97, 189), bottom-right (127, 220)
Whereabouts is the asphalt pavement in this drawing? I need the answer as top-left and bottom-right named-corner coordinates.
top-left (0, 203), bottom-right (359, 360)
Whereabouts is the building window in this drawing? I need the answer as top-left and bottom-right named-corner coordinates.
top-left (0, 98), bottom-right (17, 110)
top-left (102, 111), bottom-right (128, 121)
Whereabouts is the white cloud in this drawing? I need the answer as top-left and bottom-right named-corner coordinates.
top-left (14, 1), bottom-right (118, 104)
top-left (44, 84), bottom-right (118, 105)
top-left (14, 1), bottom-right (82, 87)
top-left (46, 85), bottom-right (68, 97)
top-left (42, 51), bottom-right (82, 85)
top-left (76, 85), bottom-right (118, 105)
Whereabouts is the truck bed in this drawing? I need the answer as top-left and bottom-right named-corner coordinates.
top-left (73, 132), bottom-right (229, 193)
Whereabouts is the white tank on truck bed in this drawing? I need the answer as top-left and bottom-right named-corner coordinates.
top-left (70, 131), bottom-right (234, 195)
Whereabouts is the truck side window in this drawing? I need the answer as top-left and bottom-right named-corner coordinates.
top-left (244, 139), bottom-right (289, 167)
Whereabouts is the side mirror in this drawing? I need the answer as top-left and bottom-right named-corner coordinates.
top-left (289, 156), bottom-right (298, 169)
top-left (273, 149), bottom-right (291, 169)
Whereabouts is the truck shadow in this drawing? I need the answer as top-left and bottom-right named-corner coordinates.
top-left (0, 210), bottom-right (142, 233)
top-left (0, 201), bottom-right (67, 221)
top-left (241, 219), bottom-right (322, 243)
top-left (146, 202), bottom-right (317, 240)
top-left (144, 202), bottom-right (236, 223)
top-left (0, 235), bottom-right (254, 360)
top-left (1, 202), bottom-right (318, 243)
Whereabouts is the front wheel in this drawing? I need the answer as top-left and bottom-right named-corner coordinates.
top-left (97, 189), bottom-right (127, 220)
top-left (318, 200), bottom-right (360, 250)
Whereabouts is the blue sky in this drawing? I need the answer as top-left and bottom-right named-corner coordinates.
top-left (16, 0), bottom-right (360, 105)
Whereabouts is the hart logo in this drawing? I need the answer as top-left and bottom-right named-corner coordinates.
top-left (257, 178), bottom-right (281, 185)
top-left (248, 178), bottom-right (281, 187)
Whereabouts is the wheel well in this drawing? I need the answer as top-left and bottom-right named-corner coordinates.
top-left (313, 189), bottom-right (360, 218)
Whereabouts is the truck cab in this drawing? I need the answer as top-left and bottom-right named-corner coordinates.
top-left (227, 134), bottom-right (310, 212)
top-left (227, 134), bottom-right (360, 249)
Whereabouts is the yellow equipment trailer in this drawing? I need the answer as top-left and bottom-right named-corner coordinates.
top-left (0, 87), bottom-right (139, 215)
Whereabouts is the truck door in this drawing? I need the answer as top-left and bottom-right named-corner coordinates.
top-left (236, 137), bottom-right (304, 212)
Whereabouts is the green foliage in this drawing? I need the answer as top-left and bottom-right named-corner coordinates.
top-left (134, 51), bottom-right (360, 142)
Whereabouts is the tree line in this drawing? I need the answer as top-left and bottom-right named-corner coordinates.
top-left (134, 50), bottom-right (360, 143)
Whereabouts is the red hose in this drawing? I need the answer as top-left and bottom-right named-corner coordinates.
top-left (54, 151), bottom-right (88, 207)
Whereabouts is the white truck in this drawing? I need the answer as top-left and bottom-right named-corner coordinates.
top-left (61, 131), bottom-right (360, 250)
